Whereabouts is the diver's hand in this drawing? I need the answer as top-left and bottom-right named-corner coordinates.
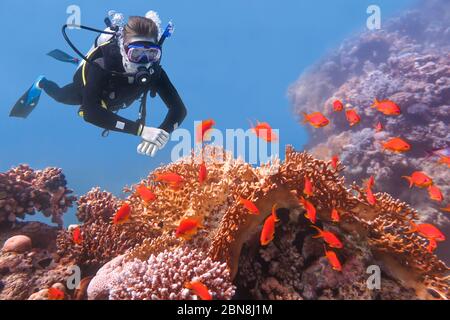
top-left (140, 126), bottom-right (170, 149)
top-left (137, 141), bottom-right (159, 157)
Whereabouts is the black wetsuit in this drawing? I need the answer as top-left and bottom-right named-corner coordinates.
top-left (40, 40), bottom-right (187, 135)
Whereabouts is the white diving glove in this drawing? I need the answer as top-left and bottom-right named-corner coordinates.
top-left (137, 127), bottom-right (170, 157)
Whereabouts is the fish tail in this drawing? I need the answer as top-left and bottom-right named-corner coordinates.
top-left (371, 98), bottom-right (379, 108)
top-left (401, 176), bottom-right (413, 188)
top-left (323, 244), bottom-right (328, 256)
top-left (404, 220), bottom-right (418, 234)
top-left (310, 225), bottom-right (323, 238)
top-left (272, 204), bottom-right (279, 221)
top-left (301, 112), bottom-right (309, 124)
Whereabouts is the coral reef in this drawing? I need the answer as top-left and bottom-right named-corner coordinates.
top-left (288, 0), bottom-right (450, 262)
top-left (0, 165), bottom-right (76, 227)
top-left (56, 188), bottom-right (155, 269)
top-left (1, 144), bottom-right (448, 300)
top-left (56, 146), bottom-right (449, 300)
top-left (0, 221), bottom-right (75, 300)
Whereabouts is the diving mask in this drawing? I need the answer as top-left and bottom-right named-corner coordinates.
top-left (126, 42), bottom-right (162, 64)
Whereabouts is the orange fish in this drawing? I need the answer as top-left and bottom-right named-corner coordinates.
top-left (441, 205), bottom-right (450, 212)
top-left (405, 221), bottom-right (445, 241)
top-left (331, 208), bottom-right (340, 223)
top-left (176, 218), bottom-right (203, 240)
top-left (311, 226), bottom-right (343, 248)
top-left (302, 112), bottom-right (330, 128)
top-left (136, 184), bottom-right (156, 202)
top-left (428, 185), bottom-right (443, 202)
top-left (196, 119), bottom-right (216, 143)
top-left (381, 137), bottom-right (410, 153)
top-left (251, 121), bottom-right (278, 142)
top-left (325, 248), bottom-right (342, 272)
top-left (72, 226), bottom-right (82, 245)
top-left (185, 281), bottom-right (212, 300)
top-left (113, 203), bottom-right (131, 225)
top-left (371, 98), bottom-right (401, 116)
top-left (154, 172), bottom-right (184, 189)
top-left (239, 197), bottom-right (260, 215)
top-left (48, 287), bottom-right (65, 300)
top-left (345, 109), bottom-right (361, 126)
top-left (374, 121), bottom-right (383, 132)
top-left (402, 171), bottom-right (433, 188)
top-left (427, 238), bottom-right (437, 253)
top-left (298, 196), bottom-right (317, 224)
top-left (303, 177), bottom-right (314, 197)
top-left (333, 100), bottom-right (344, 112)
top-left (260, 204), bottom-right (280, 246)
top-left (366, 187), bottom-right (376, 206)
top-left (331, 155), bottom-right (339, 170)
top-left (199, 162), bottom-right (208, 184)
top-left (437, 156), bottom-right (450, 168)
top-left (367, 176), bottom-right (375, 189)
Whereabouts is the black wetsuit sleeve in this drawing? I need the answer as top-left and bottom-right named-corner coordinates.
top-left (81, 64), bottom-right (141, 135)
top-left (156, 68), bottom-right (187, 133)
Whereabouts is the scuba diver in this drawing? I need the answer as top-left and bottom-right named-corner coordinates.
top-left (9, 11), bottom-right (187, 157)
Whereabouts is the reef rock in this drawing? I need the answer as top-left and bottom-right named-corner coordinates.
top-left (288, 0), bottom-right (450, 263)
top-left (0, 221), bottom-right (74, 300)
top-left (2, 235), bottom-right (32, 253)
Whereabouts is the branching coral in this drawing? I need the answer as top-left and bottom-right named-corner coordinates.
top-left (0, 165), bottom-right (76, 226)
top-left (109, 246), bottom-right (235, 300)
top-left (56, 188), bottom-right (156, 268)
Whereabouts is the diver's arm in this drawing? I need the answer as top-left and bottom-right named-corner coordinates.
top-left (81, 65), bottom-right (141, 135)
top-left (156, 68), bottom-right (187, 133)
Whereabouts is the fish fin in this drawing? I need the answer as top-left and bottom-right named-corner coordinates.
top-left (401, 176), bottom-right (413, 188)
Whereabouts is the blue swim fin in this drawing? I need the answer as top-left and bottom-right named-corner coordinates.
top-left (9, 76), bottom-right (45, 118)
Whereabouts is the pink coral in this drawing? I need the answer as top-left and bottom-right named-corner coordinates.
top-left (109, 247), bottom-right (235, 300)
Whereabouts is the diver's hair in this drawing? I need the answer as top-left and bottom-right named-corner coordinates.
top-left (123, 16), bottom-right (159, 45)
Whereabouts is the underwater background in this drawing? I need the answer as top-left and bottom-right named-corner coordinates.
top-left (0, 0), bottom-right (414, 226)
top-left (1, 0), bottom-right (450, 301)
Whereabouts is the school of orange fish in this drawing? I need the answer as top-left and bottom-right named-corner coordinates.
top-left (67, 103), bottom-right (447, 299)
top-left (303, 97), bottom-right (448, 255)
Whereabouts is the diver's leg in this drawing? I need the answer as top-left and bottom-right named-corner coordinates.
top-left (39, 78), bottom-right (82, 105)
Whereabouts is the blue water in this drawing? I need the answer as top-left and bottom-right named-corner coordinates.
top-left (0, 0), bottom-right (415, 226)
